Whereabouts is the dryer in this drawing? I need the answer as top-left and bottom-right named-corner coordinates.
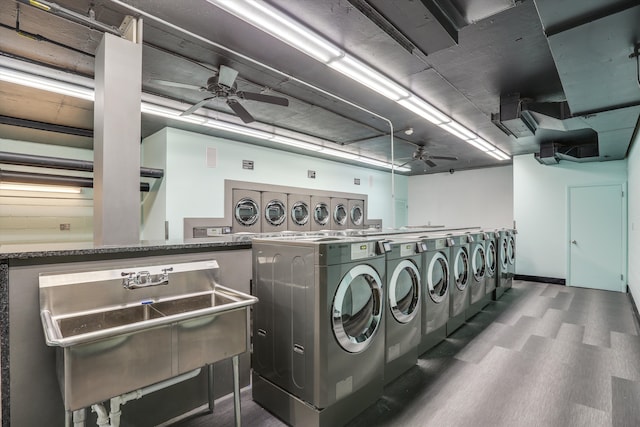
top-left (418, 234), bottom-right (453, 354)
top-left (383, 237), bottom-right (424, 384)
top-left (330, 198), bottom-right (349, 230)
top-left (261, 191), bottom-right (288, 233)
top-left (465, 231), bottom-right (489, 320)
top-left (496, 229), bottom-right (511, 298)
top-left (288, 194), bottom-right (311, 232)
top-left (446, 233), bottom-right (471, 335)
top-left (311, 195), bottom-right (331, 231)
top-left (252, 236), bottom-right (387, 426)
top-left (232, 189), bottom-right (261, 233)
top-left (483, 230), bottom-right (498, 297)
top-left (506, 229), bottom-right (516, 286)
top-left (348, 199), bottom-right (365, 229)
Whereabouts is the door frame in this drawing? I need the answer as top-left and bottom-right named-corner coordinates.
top-left (566, 182), bottom-right (627, 292)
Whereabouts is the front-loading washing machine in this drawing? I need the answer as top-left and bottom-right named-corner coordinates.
top-left (252, 236), bottom-right (387, 426)
top-left (261, 191), bottom-right (288, 233)
top-left (506, 228), bottom-right (516, 285)
top-left (465, 231), bottom-right (489, 320)
top-left (348, 199), bottom-right (365, 229)
top-left (446, 233), bottom-right (471, 335)
top-left (484, 230), bottom-right (498, 297)
top-left (496, 229), bottom-right (511, 299)
top-left (382, 237), bottom-right (424, 384)
top-left (232, 189), bottom-right (261, 233)
top-left (417, 234), bottom-right (453, 354)
top-left (288, 193), bottom-right (311, 232)
top-left (330, 197), bottom-right (349, 231)
top-left (311, 195), bottom-right (331, 231)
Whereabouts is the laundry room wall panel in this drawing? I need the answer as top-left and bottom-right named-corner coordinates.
top-left (141, 127), bottom-right (408, 240)
top-left (513, 154), bottom-right (627, 280)
top-left (407, 166), bottom-right (513, 229)
top-left (626, 129), bottom-right (640, 305)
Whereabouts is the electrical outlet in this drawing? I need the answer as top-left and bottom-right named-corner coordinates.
top-left (60, 223), bottom-right (71, 231)
top-left (308, 170), bottom-right (316, 179)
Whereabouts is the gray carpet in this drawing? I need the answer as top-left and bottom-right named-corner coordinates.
top-left (178, 281), bottom-right (640, 427)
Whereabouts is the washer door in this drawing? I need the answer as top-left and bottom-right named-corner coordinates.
top-left (427, 252), bottom-right (449, 303)
top-left (507, 236), bottom-right (516, 265)
top-left (314, 202), bottom-right (330, 226)
top-left (264, 200), bottom-right (286, 226)
top-left (472, 245), bottom-right (486, 281)
top-left (500, 238), bottom-right (509, 270)
top-left (332, 264), bottom-right (383, 353)
top-left (389, 260), bottom-right (421, 324)
top-left (350, 205), bottom-right (363, 226)
top-left (485, 240), bottom-right (496, 277)
top-left (234, 198), bottom-right (259, 226)
top-left (290, 201), bottom-right (309, 226)
top-left (334, 203), bottom-right (347, 226)
top-left (453, 247), bottom-right (469, 290)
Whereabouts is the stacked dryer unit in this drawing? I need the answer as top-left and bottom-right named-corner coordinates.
top-left (465, 231), bottom-right (488, 320)
top-left (311, 195), bottom-right (331, 231)
top-left (382, 237), bottom-right (424, 384)
top-left (261, 191), bottom-right (288, 233)
top-left (232, 189), bottom-right (262, 233)
top-left (330, 197), bottom-right (349, 230)
top-left (252, 236), bottom-right (388, 426)
top-left (348, 199), bottom-right (365, 229)
top-left (288, 194), bottom-right (311, 232)
top-left (446, 233), bottom-right (471, 335)
top-left (417, 233), bottom-right (453, 354)
top-left (483, 230), bottom-right (499, 298)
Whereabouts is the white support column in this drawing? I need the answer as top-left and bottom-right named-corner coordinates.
top-left (93, 31), bottom-right (142, 246)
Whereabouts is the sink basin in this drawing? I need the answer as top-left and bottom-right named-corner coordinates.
top-left (39, 260), bottom-right (257, 411)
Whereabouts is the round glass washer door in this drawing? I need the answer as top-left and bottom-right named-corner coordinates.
top-left (235, 198), bottom-right (259, 226)
top-left (264, 200), bottom-right (286, 226)
top-left (290, 201), bottom-right (309, 226)
top-left (389, 260), bottom-right (421, 323)
top-left (472, 245), bottom-right (486, 281)
top-left (507, 236), bottom-right (516, 265)
top-left (334, 204), bottom-right (347, 226)
top-left (500, 238), bottom-right (509, 269)
top-left (332, 264), bottom-right (383, 353)
top-left (485, 240), bottom-right (496, 277)
top-left (427, 252), bottom-right (449, 303)
top-left (453, 248), bottom-right (469, 290)
top-left (314, 202), bottom-right (330, 226)
top-left (350, 205), bottom-right (363, 226)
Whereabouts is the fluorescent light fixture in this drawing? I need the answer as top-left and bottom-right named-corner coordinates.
top-left (208, 0), bottom-right (342, 63)
top-left (474, 137), bottom-right (499, 151)
top-left (465, 139), bottom-right (490, 152)
top-left (329, 56), bottom-right (409, 101)
top-left (208, 0), bottom-right (512, 161)
top-left (272, 135), bottom-right (324, 151)
top-left (0, 183), bottom-right (82, 193)
top-left (0, 66), bottom-right (94, 101)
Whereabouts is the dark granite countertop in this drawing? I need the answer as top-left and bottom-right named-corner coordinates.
top-left (0, 237), bottom-right (251, 260)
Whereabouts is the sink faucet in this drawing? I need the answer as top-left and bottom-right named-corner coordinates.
top-left (121, 268), bottom-right (172, 290)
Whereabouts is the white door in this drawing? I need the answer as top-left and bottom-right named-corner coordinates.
top-left (568, 184), bottom-right (625, 292)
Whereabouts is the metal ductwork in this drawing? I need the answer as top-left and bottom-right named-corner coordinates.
top-left (534, 139), bottom-right (600, 165)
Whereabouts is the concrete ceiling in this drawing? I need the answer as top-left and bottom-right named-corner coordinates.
top-left (0, 0), bottom-right (638, 174)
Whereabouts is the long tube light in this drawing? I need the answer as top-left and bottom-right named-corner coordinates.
top-left (208, 0), bottom-right (510, 161)
top-left (0, 183), bottom-right (82, 193)
top-left (0, 64), bottom-right (409, 172)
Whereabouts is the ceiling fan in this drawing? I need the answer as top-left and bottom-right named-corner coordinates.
top-left (398, 143), bottom-right (458, 168)
top-left (151, 65), bottom-right (289, 123)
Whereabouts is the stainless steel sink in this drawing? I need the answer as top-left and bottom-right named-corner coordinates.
top-left (39, 260), bottom-right (257, 412)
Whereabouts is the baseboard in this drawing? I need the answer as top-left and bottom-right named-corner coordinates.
top-left (514, 274), bottom-right (566, 285)
top-left (628, 287), bottom-right (640, 335)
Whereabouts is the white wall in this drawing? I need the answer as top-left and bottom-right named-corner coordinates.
top-left (142, 127), bottom-right (408, 240)
top-left (627, 130), bottom-right (640, 303)
top-left (513, 154), bottom-right (627, 279)
top-left (0, 139), bottom-right (94, 244)
top-left (407, 165), bottom-right (513, 229)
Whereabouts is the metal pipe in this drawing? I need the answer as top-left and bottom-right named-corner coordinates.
top-left (0, 169), bottom-right (151, 192)
top-left (19, 0), bottom-right (122, 35)
top-left (106, 0), bottom-right (398, 226)
top-left (232, 355), bottom-right (241, 427)
top-left (0, 151), bottom-right (164, 178)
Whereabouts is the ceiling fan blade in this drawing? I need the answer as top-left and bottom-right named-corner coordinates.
top-left (425, 159), bottom-right (438, 168)
top-left (238, 91), bottom-right (289, 106)
top-left (180, 97), bottom-right (215, 116)
top-left (218, 65), bottom-right (239, 88)
top-left (227, 99), bottom-right (255, 123)
top-left (430, 155), bottom-right (458, 161)
top-left (398, 160), bottom-right (415, 168)
top-left (150, 79), bottom-right (202, 91)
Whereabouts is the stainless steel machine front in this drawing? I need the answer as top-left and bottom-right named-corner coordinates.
top-left (261, 191), bottom-right (288, 233)
top-left (252, 236), bottom-right (387, 426)
top-left (348, 199), bottom-right (365, 229)
top-left (330, 198), bottom-right (349, 231)
top-left (311, 195), bottom-right (331, 231)
top-left (496, 228), bottom-right (515, 298)
top-left (465, 231), bottom-right (489, 320)
top-left (288, 193), bottom-right (311, 232)
top-left (484, 230), bottom-right (498, 296)
top-left (232, 189), bottom-right (261, 233)
top-left (446, 233), bottom-right (471, 335)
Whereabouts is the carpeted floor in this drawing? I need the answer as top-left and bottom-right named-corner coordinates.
top-left (177, 281), bottom-right (640, 427)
